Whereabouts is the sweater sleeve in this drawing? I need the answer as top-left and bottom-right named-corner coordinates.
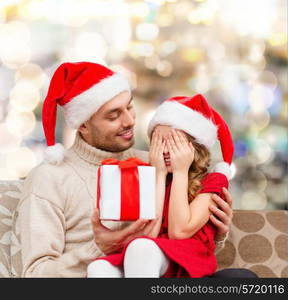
top-left (16, 162), bottom-right (104, 278)
top-left (17, 193), bottom-right (103, 278)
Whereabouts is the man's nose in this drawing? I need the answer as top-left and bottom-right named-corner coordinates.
top-left (122, 110), bottom-right (135, 128)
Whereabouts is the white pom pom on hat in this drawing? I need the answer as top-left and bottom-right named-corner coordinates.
top-left (43, 143), bottom-right (65, 165)
top-left (42, 62), bottom-right (131, 164)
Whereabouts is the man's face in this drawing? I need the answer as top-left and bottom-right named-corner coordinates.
top-left (79, 91), bottom-right (136, 152)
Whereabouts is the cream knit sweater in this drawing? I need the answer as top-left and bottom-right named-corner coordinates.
top-left (16, 132), bottom-right (225, 278)
top-left (16, 132), bottom-right (148, 277)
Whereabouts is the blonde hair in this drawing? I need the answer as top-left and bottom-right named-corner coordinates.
top-left (185, 135), bottom-right (211, 202)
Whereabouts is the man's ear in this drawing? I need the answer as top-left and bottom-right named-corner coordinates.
top-left (78, 121), bottom-right (89, 135)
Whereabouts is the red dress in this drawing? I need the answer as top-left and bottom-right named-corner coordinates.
top-left (93, 172), bottom-right (229, 278)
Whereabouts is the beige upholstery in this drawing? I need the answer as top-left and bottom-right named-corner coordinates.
top-left (0, 180), bottom-right (287, 278)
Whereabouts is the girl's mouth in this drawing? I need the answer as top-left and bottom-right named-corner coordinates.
top-left (164, 155), bottom-right (170, 166)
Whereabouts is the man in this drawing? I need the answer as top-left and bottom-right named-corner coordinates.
top-left (15, 62), bottom-right (255, 277)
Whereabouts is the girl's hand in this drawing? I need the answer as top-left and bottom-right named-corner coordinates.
top-left (166, 129), bottom-right (195, 174)
top-left (149, 129), bottom-right (167, 175)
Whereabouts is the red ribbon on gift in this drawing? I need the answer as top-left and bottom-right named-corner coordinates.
top-left (97, 157), bottom-right (151, 220)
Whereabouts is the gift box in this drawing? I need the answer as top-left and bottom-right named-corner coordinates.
top-left (97, 157), bottom-right (156, 221)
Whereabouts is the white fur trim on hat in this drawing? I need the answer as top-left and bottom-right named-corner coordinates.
top-left (213, 162), bottom-right (232, 180)
top-left (147, 101), bottom-right (218, 149)
top-left (44, 143), bottom-right (65, 165)
top-left (63, 73), bottom-right (131, 129)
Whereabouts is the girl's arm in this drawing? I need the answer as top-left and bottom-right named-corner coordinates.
top-left (168, 170), bottom-right (214, 239)
top-left (166, 129), bottom-right (214, 240)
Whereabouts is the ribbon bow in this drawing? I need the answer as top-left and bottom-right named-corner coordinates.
top-left (101, 157), bottom-right (151, 169)
top-left (97, 157), bottom-right (152, 220)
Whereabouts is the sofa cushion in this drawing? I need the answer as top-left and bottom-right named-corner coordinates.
top-left (1, 180), bottom-right (287, 278)
top-left (216, 210), bottom-right (288, 278)
top-left (0, 181), bottom-right (22, 278)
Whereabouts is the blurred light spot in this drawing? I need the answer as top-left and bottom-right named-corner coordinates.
top-left (156, 13), bottom-right (174, 27)
top-left (241, 170), bottom-right (267, 192)
top-left (145, 55), bottom-right (160, 69)
top-left (248, 84), bottom-right (274, 113)
top-left (146, 0), bottom-right (166, 5)
top-left (110, 64), bottom-right (137, 90)
top-left (159, 41), bottom-right (176, 56)
top-left (245, 110), bottom-right (270, 130)
top-left (261, 125), bottom-right (288, 152)
top-left (0, 123), bottom-right (21, 153)
top-left (15, 63), bottom-right (46, 88)
top-left (0, 21), bottom-right (31, 68)
top-left (17, 1), bottom-right (45, 21)
top-left (181, 48), bottom-right (204, 63)
top-left (6, 147), bottom-right (37, 178)
top-left (9, 81), bottom-right (40, 112)
top-left (156, 60), bottom-right (173, 77)
top-left (207, 42), bottom-right (225, 61)
top-left (248, 43), bottom-right (265, 63)
top-left (0, 43), bottom-right (31, 69)
top-left (219, 0), bottom-right (274, 38)
top-left (130, 2), bottom-right (149, 18)
top-left (258, 70), bottom-right (278, 90)
top-left (130, 42), bottom-right (154, 57)
top-left (252, 139), bottom-right (273, 164)
top-left (234, 140), bottom-right (249, 157)
top-left (0, 7), bottom-right (6, 23)
top-left (268, 32), bottom-right (287, 47)
top-left (188, 5), bottom-right (216, 25)
top-left (60, 4), bottom-right (90, 27)
top-left (5, 110), bottom-right (36, 137)
top-left (136, 23), bottom-right (159, 41)
top-left (61, 32), bottom-right (108, 63)
top-left (265, 182), bottom-right (288, 204)
top-left (240, 191), bottom-right (267, 209)
top-left (0, 21), bottom-right (30, 44)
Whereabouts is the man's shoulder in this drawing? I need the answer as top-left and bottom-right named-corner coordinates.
top-left (19, 160), bottom-right (75, 206)
top-left (22, 160), bottom-right (73, 194)
top-left (28, 160), bottom-right (71, 179)
top-left (128, 148), bottom-right (149, 163)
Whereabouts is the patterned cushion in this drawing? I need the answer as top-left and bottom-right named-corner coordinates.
top-left (0, 181), bottom-right (23, 278)
top-left (0, 180), bottom-right (287, 278)
top-left (216, 210), bottom-right (288, 278)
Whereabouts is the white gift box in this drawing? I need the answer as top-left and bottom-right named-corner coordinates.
top-left (97, 159), bottom-right (156, 221)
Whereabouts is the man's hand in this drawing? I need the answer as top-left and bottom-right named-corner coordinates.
top-left (91, 209), bottom-right (151, 255)
top-left (209, 187), bottom-right (233, 241)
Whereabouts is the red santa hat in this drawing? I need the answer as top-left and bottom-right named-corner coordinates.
top-left (42, 61), bottom-right (131, 164)
top-left (147, 94), bottom-right (234, 179)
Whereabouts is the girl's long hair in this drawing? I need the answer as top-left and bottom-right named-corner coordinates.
top-left (185, 135), bottom-right (211, 202)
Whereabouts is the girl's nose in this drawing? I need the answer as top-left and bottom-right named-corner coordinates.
top-left (163, 146), bottom-right (169, 157)
top-left (163, 144), bottom-right (169, 154)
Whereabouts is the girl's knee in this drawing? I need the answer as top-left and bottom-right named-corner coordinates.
top-left (87, 259), bottom-right (121, 277)
top-left (125, 238), bottom-right (158, 258)
top-left (87, 259), bottom-right (108, 275)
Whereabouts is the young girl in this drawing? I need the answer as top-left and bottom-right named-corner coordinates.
top-left (87, 94), bottom-right (234, 278)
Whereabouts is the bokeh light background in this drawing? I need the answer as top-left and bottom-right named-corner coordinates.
top-left (0, 0), bottom-right (287, 210)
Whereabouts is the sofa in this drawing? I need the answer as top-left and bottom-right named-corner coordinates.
top-left (0, 180), bottom-right (287, 278)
